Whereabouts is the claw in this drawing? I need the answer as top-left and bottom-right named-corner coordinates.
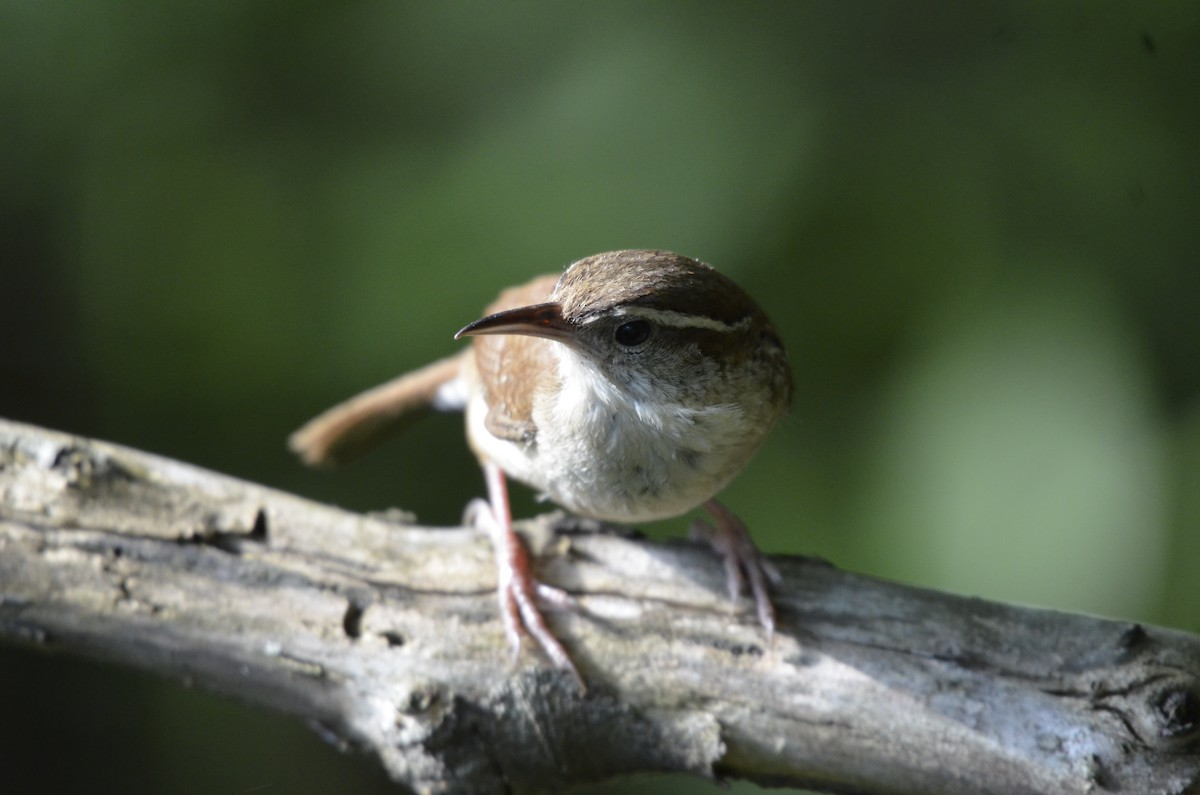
top-left (535, 583), bottom-right (577, 610)
top-left (462, 498), bottom-right (493, 528)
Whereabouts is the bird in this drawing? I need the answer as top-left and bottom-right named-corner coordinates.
top-left (289, 250), bottom-right (793, 683)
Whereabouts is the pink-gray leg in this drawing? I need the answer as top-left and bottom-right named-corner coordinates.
top-left (480, 461), bottom-right (583, 688)
top-left (694, 499), bottom-right (781, 638)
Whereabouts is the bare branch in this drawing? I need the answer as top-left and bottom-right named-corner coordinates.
top-left (1, 418), bottom-right (1197, 794)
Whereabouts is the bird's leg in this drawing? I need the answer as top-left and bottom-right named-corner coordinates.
top-left (478, 460), bottom-right (583, 686)
top-left (692, 499), bottom-right (782, 638)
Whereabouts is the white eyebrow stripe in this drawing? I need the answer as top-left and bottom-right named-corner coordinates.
top-left (609, 305), bottom-right (754, 332)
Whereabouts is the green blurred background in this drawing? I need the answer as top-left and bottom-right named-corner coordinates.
top-left (2, 2), bottom-right (1198, 793)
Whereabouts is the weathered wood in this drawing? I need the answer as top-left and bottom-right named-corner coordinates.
top-left (1, 417), bottom-right (1197, 794)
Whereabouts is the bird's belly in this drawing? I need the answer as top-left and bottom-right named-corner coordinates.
top-left (465, 392), bottom-right (752, 523)
top-left (535, 445), bottom-right (726, 522)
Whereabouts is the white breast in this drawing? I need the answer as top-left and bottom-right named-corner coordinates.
top-left (465, 348), bottom-right (758, 523)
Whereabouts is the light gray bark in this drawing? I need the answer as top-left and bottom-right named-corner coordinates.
top-left (1, 417), bottom-right (1197, 794)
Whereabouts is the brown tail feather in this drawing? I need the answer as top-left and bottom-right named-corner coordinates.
top-left (289, 352), bottom-right (467, 467)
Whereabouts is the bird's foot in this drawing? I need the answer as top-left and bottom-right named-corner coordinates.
top-left (468, 469), bottom-right (585, 690)
top-left (691, 499), bottom-right (781, 638)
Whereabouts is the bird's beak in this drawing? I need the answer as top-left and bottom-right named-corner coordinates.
top-left (454, 302), bottom-right (574, 344)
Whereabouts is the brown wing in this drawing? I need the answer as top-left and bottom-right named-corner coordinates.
top-left (471, 274), bottom-right (561, 443)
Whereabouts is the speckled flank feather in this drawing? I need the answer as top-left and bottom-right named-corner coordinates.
top-left (471, 274), bottom-right (560, 443)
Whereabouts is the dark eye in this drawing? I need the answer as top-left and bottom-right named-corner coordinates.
top-left (614, 320), bottom-right (652, 347)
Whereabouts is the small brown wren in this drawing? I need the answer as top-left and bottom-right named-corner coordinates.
top-left (290, 250), bottom-right (793, 683)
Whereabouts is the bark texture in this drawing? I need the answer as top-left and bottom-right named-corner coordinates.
top-left (1, 418), bottom-right (1197, 794)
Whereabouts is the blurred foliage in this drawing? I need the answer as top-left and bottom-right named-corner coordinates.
top-left (2, 2), bottom-right (1197, 794)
